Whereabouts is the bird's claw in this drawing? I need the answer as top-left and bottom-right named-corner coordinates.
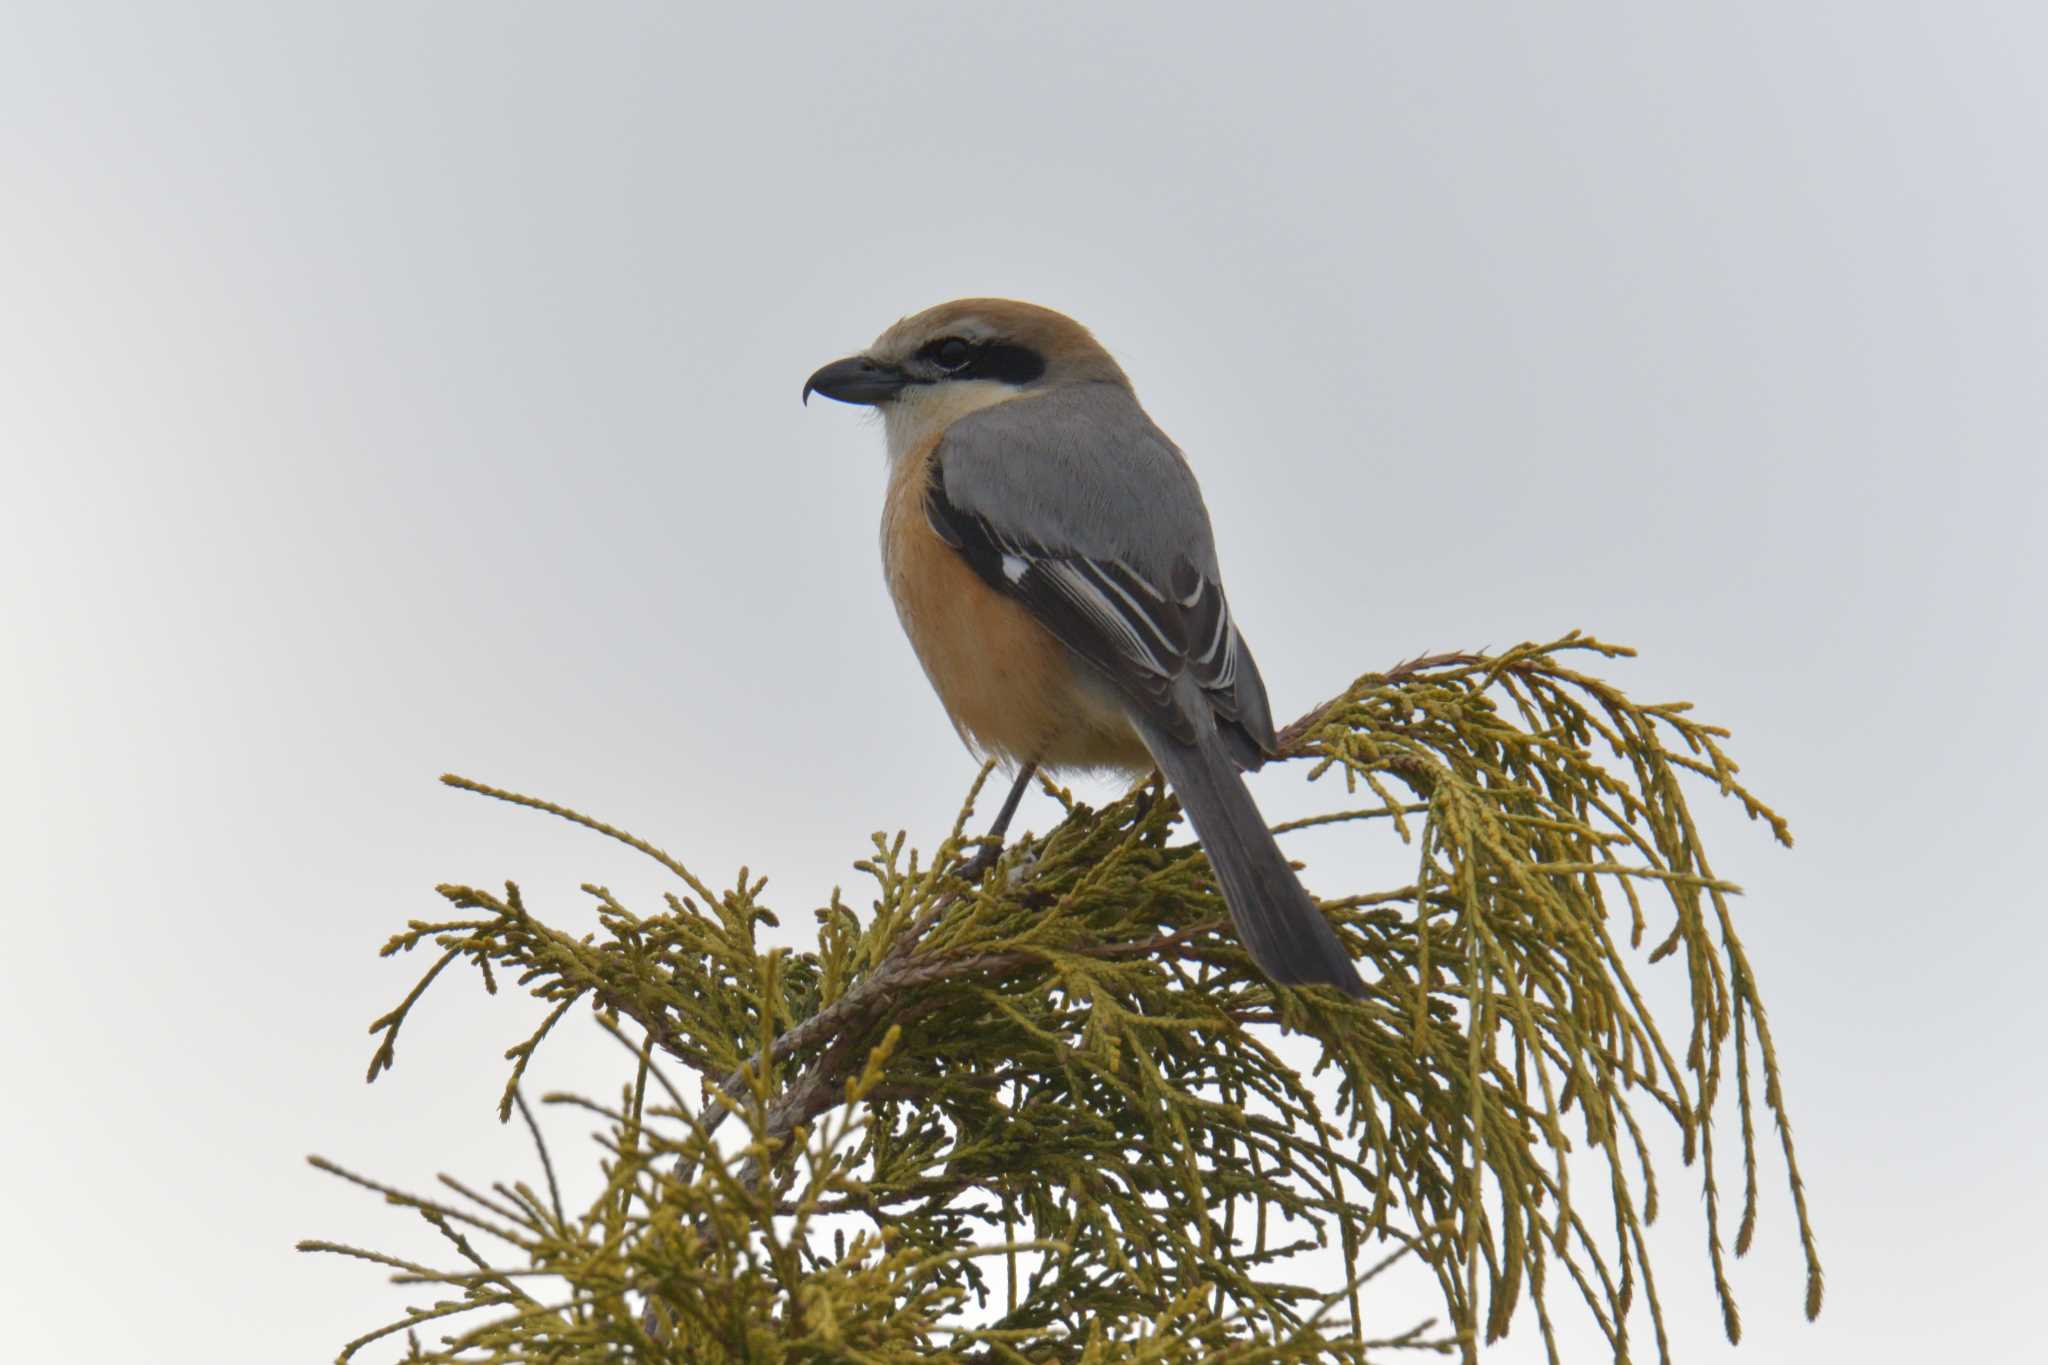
top-left (953, 841), bottom-right (1003, 884)
top-left (1003, 849), bottom-right (1040, 889)
top-left (954, 841), bottom-right (1039, 888)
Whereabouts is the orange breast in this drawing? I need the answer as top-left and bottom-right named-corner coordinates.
top-left (880, 439), bottom-right (1150, 773)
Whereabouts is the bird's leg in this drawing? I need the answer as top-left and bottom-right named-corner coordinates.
top-left (955, 761), bottom-right (1039, 883)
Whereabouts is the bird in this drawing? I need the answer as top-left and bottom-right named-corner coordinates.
top-left (804, 299), bottom-right (1365, 997)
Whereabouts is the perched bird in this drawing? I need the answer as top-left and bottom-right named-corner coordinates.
top-left (805, 299), bottom-right (1365, 997)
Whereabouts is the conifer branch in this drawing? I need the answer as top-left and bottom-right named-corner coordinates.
top-left (307, 634), bottom-right (1820, 1363)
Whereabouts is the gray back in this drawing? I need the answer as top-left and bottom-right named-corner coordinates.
top-left (935, 381), bottom-right (1278, 760)
top-left (937, 382), bottom-right (1223, 583)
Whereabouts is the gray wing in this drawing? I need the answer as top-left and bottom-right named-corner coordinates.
top-left (927, 383), bottom-right (1278, 764)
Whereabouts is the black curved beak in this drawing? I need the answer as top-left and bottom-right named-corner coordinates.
top-left (802, 355), bottom-right (908, 406)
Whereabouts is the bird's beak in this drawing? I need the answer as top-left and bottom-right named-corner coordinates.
top-left (803, 355), bottom-right (909, 406)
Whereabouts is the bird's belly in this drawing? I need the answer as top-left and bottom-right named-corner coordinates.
top-left (881, 473), bottom-right (1150, 775)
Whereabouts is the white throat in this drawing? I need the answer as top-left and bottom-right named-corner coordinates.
top-left (881, 380), bottom-right (1036, 465)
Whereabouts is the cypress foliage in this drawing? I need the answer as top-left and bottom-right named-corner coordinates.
top-left (303, 634), bottom-right (1822, 1362)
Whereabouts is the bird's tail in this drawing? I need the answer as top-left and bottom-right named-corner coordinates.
top-left (1142, 727), bottom-right (1367, 997)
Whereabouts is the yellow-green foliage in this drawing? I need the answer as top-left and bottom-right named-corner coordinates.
top-left (303, 634), bottom-right (1821, 1362)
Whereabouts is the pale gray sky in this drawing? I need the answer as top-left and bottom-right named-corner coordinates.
top-left (3, 3), bottom-right (2043, 1361)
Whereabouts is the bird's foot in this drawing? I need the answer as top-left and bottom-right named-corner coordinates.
top-left (1003, 848), bottom-right (1040, 889)
top-left (953, 840), bottom-right (1004, 884)
top-left (953, 841), bottom-right (1040, 888)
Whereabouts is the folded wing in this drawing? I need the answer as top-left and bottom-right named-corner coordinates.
top-left (927, 385), bottom-right (1276, 766)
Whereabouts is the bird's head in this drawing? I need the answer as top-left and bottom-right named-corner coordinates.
top-left (804, 298), bottom-right (1129, 457)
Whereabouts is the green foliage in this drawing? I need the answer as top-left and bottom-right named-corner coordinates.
top-left (303, 635), bottom-right (1821, 1362)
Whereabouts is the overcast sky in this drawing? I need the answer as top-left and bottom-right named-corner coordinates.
top-left (4, 4), bottom-right (2043, 1361)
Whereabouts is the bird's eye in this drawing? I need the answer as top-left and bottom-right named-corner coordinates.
top-left (930, 337), bottom-right (974, 371)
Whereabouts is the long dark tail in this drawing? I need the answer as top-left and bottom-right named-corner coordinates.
top-left (1143, 728), bottom-right (1367, 997)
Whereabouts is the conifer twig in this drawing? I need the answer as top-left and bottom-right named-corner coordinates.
top-left (311, 634), bottom-right (1819, 1364)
